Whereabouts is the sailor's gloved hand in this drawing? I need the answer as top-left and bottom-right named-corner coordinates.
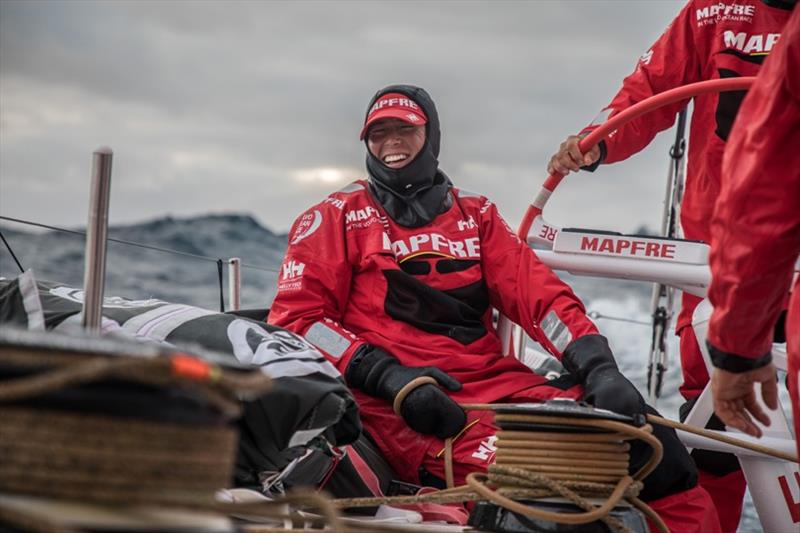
top-left (345, 344), bottom-right (466, 439)
top-left (562, 334), bottom-right (645, 418)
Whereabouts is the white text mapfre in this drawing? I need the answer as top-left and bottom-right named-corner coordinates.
top-left (346, 206), bottom-right (381, 224)
top-left (345, 206), bottom-right (384, 231)
top-left (723, 31), bottom-right (780, 54)
top-left (696, 2), bottom-right (755, 26)
top-left (384, 232), bottom-right (481, 261)
top-left (369, 97), bottom-right (421, 115)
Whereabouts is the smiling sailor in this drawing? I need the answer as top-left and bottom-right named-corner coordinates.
top-left (269, 84), bottom-right (720, 531)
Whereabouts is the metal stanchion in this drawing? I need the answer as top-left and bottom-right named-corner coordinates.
top-left (81, 147), bottom-right (113, 331)
top-left (228, 257), bottom-right (241, 311)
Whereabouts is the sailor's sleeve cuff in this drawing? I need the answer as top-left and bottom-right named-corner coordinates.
top-left (580, 140), bottom-right (607, 173)
top-left (707, 342), bottom-right (772, 373)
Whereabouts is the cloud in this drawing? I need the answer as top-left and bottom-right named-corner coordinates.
top-left (1, 0), bottom-right (685, 233)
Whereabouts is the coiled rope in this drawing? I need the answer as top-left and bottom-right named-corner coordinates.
top-left (393, 376), bottom-right (664, 532)
top-left (379, 375), bottom-right (796, 532)
top-left (0, 347), bottom-right (273, 417)
top-left (0, 406), bottom-right (238, 506)
top-left (0, 345), bottom-right (273, 529)
top-left (465, 411), bottom-right (665, 533)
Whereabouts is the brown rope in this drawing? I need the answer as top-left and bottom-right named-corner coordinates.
top-left (462, 402), bottom-right (796, 463)
top-left (484, 414), bottom-right (665, 532)
top-left (0, 347), bottom-right (282, 531)
top-left (648, 413), bottom-right (799, 463)
top-left (443, 436), bottom-right (455, 488)
top-left (381, 378), bottom-right (670, 532)
top-left (0, 349), bottom-right (272, 418)
top-left (211, 490), bottom-right (432, 532)
top-left (467, 470), bottom-right (635, 532)
top-left (0, 407), bottom-right (237, 506)
top-left (394, 377), bottom-right (461, 489)
top-left (391, 375), bottom-right (437, 416)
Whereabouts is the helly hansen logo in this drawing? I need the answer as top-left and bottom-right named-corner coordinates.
top-left (472, 435), bottom-right (497, 462)
top-left (277, 259), bottom-right (305, 293)
top-left (581, 236), bottom-right (675, 259)
top-left (723, 31), bottom-right (780, 55)
top-left (390, 233), bottom-right (481, 261)
top-left (457, 216), bottom-right (477, 231)
top-left (282, 260), bottom-right (305, 280)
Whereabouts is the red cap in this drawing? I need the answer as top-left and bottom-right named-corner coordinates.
top-left (359, 93), bottom-right (428, 140)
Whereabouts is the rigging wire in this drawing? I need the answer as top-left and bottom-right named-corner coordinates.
top-left (587, 310), bottom-right (650, 327)
top-left (0, 216), bottom-right (279, 274)
top-left (0, 230), bottom-right (24, 273)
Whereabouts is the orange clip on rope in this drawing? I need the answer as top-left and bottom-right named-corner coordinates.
top-left (171, 353), bottom-right (212, 382)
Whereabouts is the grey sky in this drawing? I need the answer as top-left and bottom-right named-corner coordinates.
top-left (1, 0), bottom-right (686, 235)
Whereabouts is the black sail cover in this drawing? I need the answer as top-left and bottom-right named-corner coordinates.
top-left (0, 272), bottom-right (363, 490)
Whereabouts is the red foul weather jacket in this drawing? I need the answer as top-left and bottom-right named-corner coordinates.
top-left (268, 181), bottom-right (598, 472)
top-left (707, 7), bottom-right (799, 380)
top-left (579, 0), bottom-right (791, 332)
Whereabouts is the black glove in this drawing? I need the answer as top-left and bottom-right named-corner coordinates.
top-left (345, 344), bottom-right (466, 439)
top-left (562, 334), bottom-right (645, 418)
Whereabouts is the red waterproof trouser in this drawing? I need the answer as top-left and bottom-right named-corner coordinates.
top-left (788, 297), bottom-right (800, 460)
top-left (677, 293), bottom-right (746, 533)
top-left (678, 293), bottom-right (709, 402)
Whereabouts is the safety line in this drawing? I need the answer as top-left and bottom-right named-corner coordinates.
top-left (0, 230), bottom-right (24, 273)
top-left (0, 216), bottom-right (279, 274)
top-left (587, 311), bottom-right (650, 326)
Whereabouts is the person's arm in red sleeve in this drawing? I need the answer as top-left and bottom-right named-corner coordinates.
top-left (706, 13), bottom-right (800, 437)
top-left (478, 198), bottom-right (645, 416)
top-left (477, 198), bottom-right (596, 356)
top-left (548, 1), bottom-right (700, 175)
top-left (267, 202), bottom-right (365, 375)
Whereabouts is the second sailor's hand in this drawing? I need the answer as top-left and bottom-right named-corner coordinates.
top-left (547, 134), bottom-right (601, 175)
top-left (711, 363), bottom-right (778, 438)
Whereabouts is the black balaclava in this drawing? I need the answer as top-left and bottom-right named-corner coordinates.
top-left (762, 0), bottom-right (796, 9)
top-left (363, 84), bottom-right (452, 228)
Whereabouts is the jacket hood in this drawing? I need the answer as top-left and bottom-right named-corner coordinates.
top-left (363, 84), bottom-right (452, 228)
